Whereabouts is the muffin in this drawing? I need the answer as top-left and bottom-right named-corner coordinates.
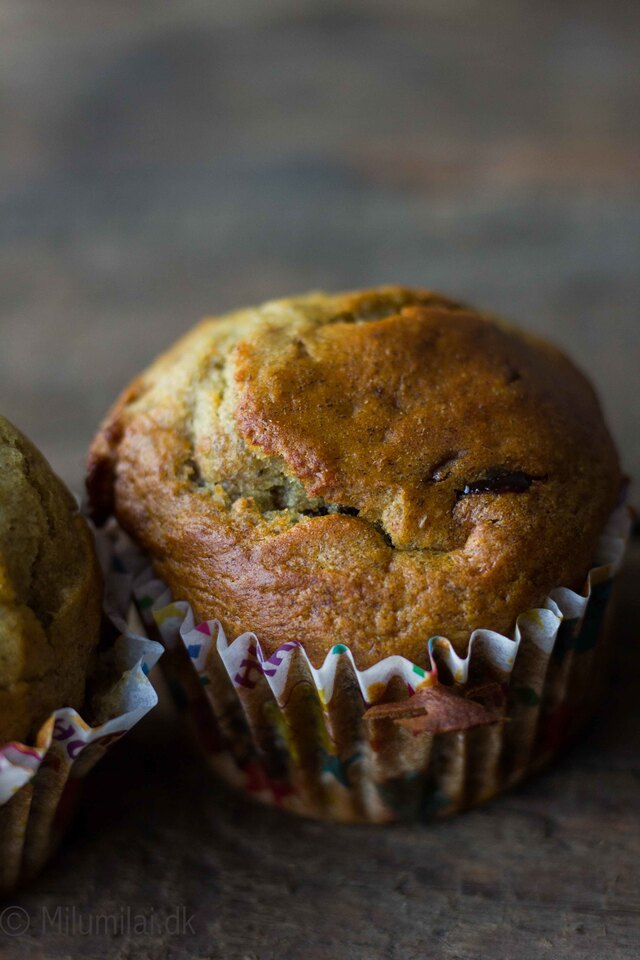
top-left (0, 416), bottom-right (102, 744)
top-left (0, 417), bottom-right (162, 889)
top-left (87, 287), bottom-right (628, 821)
top-left (88, 287), bottom-right (620, 662)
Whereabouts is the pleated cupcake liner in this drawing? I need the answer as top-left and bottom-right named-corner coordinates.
top-left (0, 526), bottom-right (162, 892)
top-left (116, 502), bottom-right (630, 824)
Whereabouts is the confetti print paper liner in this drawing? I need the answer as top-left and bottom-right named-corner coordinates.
top-left (0, 527), bottom-right (162, 892)
top-left (122, 503), bottom-right (630, 824)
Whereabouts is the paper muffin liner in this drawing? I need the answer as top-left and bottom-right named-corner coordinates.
top-left (117, 501), bottom-right (630, 824)
top-left (0, 526), bottom-right (162, 892)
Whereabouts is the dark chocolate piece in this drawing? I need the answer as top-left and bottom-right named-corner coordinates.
top-left (457, 468), bottom-right (547, 498)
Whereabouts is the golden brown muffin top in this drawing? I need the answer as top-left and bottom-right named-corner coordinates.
top-left (88, 288), bottom-right (620, 667)
top-left (0, 417), bottom-right (102, 743)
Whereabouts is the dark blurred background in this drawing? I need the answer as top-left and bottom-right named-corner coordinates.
top-left (0, 0), bottom-right (638, 490)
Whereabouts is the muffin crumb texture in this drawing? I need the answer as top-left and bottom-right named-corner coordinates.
top-left (0, 417), bottom-right (102, 743)
top-left (87, 287), bottom-right (620, 667)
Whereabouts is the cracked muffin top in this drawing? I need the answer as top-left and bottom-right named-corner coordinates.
top-left (0, 417), bottom-right (102, 744)
top-left (87, 287), bottom-right (620, 667)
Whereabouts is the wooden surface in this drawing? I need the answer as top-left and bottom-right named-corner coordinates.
top-left (0, 1), bottom-right (639, 958)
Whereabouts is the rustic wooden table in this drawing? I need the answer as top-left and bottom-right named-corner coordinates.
top-left (0, 2), bottom-right (638, 958)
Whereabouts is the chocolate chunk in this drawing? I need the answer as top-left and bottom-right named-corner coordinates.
top-left (363, 684), bottom-right (501, 735)
top-left (458, 467), bottom-right (547, 498)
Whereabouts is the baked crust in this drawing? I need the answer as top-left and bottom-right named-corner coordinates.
top-left (0, 417), bottom-right (102, 743)
top-left (87, 288), bottom-right (620, 667)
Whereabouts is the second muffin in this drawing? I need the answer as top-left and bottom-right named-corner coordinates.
top-left (1, 416), bottom-right (102, 744)
top-left (1, 416), bottom-right (162, 890)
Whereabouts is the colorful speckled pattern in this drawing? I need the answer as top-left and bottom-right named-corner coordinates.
top-left (128, 505), bottom-right (630, 824)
